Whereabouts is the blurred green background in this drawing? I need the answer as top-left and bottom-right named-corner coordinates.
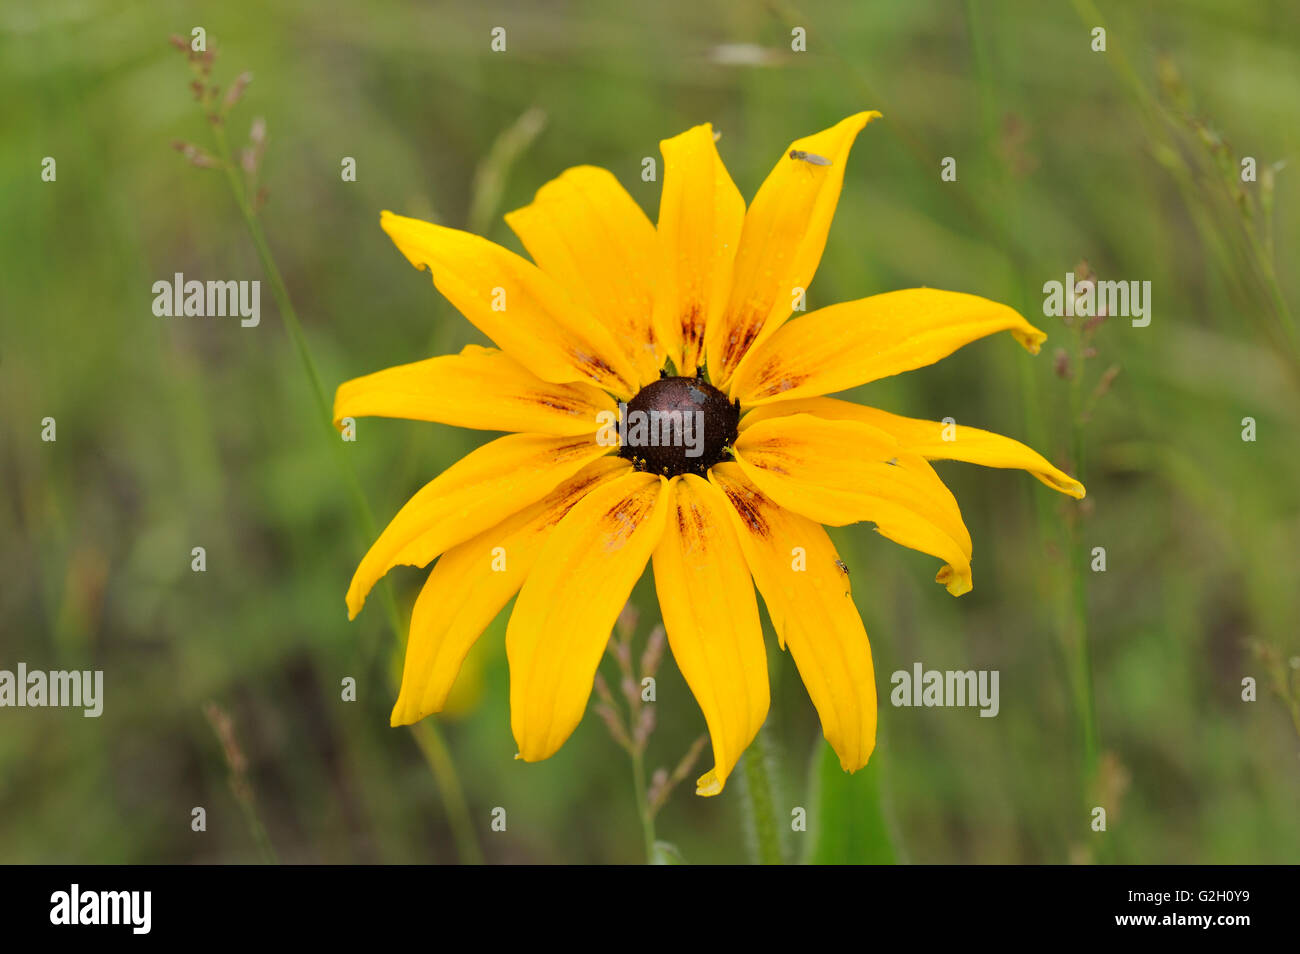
top-left (3, 0), bottom-right (1298, 864)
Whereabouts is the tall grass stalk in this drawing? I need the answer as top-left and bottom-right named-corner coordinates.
top-left (1069, 0), bottom-right (1300, 382)
top-left (192, 81), bottom-right (483, 865)
top-left (963, 1), bottom-right (1103, 858)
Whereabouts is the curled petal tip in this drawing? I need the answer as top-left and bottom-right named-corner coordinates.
top-left (937, 565), bottom-right (973, 597)
top-left (695, 769), bottom-right (723, 797)
top-left (1015, 326), bottom-right (1048, 355)
top-left (840, 110), bottom-right (883, 135)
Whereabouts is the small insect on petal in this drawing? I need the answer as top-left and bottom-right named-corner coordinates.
top-left (835, 558), bottom-right (850, 597)
top-left (789, 149), bottom-right (833, 166)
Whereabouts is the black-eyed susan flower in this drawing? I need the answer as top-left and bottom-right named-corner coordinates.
top-left (334, 112), bottom-right (1084, 797)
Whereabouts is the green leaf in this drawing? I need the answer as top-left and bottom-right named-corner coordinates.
top-left (803, 741), bottom-right (897, 865)
top-left (650, 840), bottom-right (686, 865)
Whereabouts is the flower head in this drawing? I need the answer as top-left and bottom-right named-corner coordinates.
top-left (334, 112), bottom-right (1083, 796)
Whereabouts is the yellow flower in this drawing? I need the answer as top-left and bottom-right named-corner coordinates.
top-left (334, 112), bottom-right (1084, 797)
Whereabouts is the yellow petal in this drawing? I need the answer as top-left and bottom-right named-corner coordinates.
top-left (391, 457), bottom-right (631, 726)
top-left (505, 167), bottom-right (661, 386)
top-left (743, 396), bottom-right (1085, 498)
top-left (707, 111), bottom-right (881, 388)
top-left (334, 344), bottom-right (615, 436)
top-left (733, 413), bottom-right (973, 596)
top-left (708, 463), bottom-right (877, 772)
top-left (731, 288), bottom-right (1047, 405)
top-left (346, 433), bottom-right (611, 619)
top-left (508, 472), bottom-right (671, 762)
top-left (651, 475), bottom-right (768, 795)
top-left (652, 124), bottom-right (746, 377)
top-left (381, 210), bottom-right (639, 398)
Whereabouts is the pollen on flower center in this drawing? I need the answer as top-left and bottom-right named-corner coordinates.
top-left (617, 376), bottom-right (739, 477)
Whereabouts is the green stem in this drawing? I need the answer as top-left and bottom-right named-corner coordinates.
top-left (1066, 520), bottom-right (1100, 782)
top-left (1066, 321), bottom-right (1100, 787)
top-left (741, 730), bottom-right (783, 865)
top-left (1242, 229), bottom-right (1300, 365)
top-left (410, 719), bottom-right (485, 865)
top-left (629, 747), bottom-right (657, 863)
top-left (207, 121), bottom-right (483, 865)
top-left (237, 796), bottom-right (280, 865)
top-left (1062, 319), bottom-right (1104, 866)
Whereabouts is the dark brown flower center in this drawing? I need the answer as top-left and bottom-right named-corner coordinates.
top-left (618, 376), bottom-right (739, 477)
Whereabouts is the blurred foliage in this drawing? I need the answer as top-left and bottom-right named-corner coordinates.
top-left (1, 0), bottom-right (1298, 864)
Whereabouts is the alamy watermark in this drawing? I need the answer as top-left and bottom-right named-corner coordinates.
top-left (50, 884), bottom-right (150, 934)
top-left (890, 662), bottom-right (999, 717)
top-left (0, 663), bottom-right (103, 717)
top-left (596, 404), bottom-right (704, 457)
top-left (152, 272), bottom-right (260, 327)
top-left (1043, 271), bottom-right (1150, 327)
